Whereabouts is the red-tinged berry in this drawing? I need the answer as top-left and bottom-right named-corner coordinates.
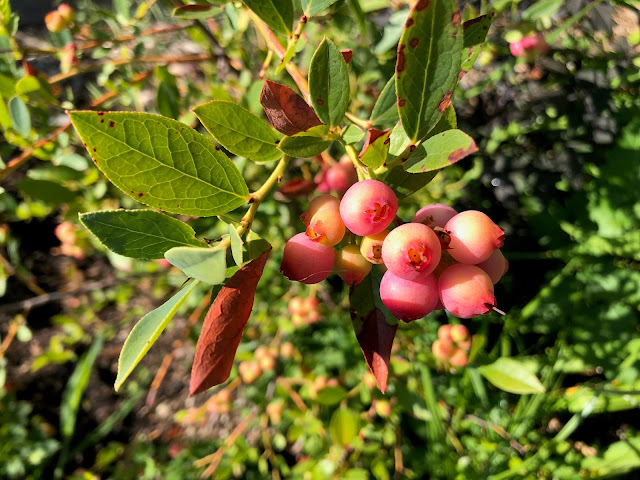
top-left (280, 232), bottom-right (335, 284)
top-left (360, 230), bottom-right (390, 264)
top-left (445, 211), bottom-right (505, 264)
top-left (477, 249), bottom-right (509, 284)
top-left (280, 342), bottom-right (295, 358)
top-left (303, 296), bottom-right (319, 312)
top-left (437, 324), bottom-right (454, 342)
top-left (325, 160), bottom-right (357, 192)
top-left (335, 244), bottom-right (372, 286)
top-left (438, 264), bottom-right (498, 319)
top-left (381, 223), bottom-right (441, 280)
top-left (288, 296), bottom-right (305, 315)
top-left (238, 361), bottom-right (261, 384)
top-left (379, 270), bottom-right (438, 322)
top-left (45, 10), bottom-right (66, 32)
top-left (449, 348), bottom-right (468, 367)
top-left (432, 338), bottom-right (453, 361)
top-left (340, 179), bottom-right (398, 236)
top-left (57, 3), bottom-right (75, 23)
top-left (412, 203), bottom-right (458, 228)
top-left (300, 194), bottom-right (345, 246)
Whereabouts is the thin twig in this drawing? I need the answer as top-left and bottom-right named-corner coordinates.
top-left (465, 414), bottom-right (526, 456)
top-left (0, 252), bottom-right (46, 296)
top-left (0, 318), bottom-right (20, 360)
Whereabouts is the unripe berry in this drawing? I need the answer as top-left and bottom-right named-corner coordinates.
top-left (306, 310), bottom-right (321, 324)
top-left (266, 401), bottom-right (284, 424)
top-left (360, 230), bottom-right (389, 264)
top-left (449, 349), bottom-right (468, 367)
top-left (379, 270), bottom-right (438, 322)
top-left (412, 203), bottom-right (458, 228)
top-left (238, 361), bottom-right (261, 384)
top-left (303, 296), bottom-right (319, 312)
top-left (445, 211), bottom-right (504, 264)
top-left (300, 194), bottom-right (345, 246)
top-left (281, 233), bottom-right (335, 284)
top-left (334, 244), bottom-right (372, 286)
top-left (381, 223), bottom-right (442, 280)
top-left (437, 324), bottom-right (453, 343)
top-left (57, 3), bottom-right (75, 24)
top-left (288, 296), bottom-right (305, 315)
top-left (438, 264), bottom-right (497, 319)
top-left (374, 399), bottom-right (392, 418)
top-left (325, 161), bottom-right (357, 192)
top-left (280, 342), bottom-right (295, 358)
top-left (450, 324), bottom-right (469, 343)
top-left (340, 180), bottom-right (398, 236)
top-left (45, 10), bottom-right (66, 33)
top-left (432, 338), bottom-right (453, 361)
top-left (476, 249), bottom-right (509, 284)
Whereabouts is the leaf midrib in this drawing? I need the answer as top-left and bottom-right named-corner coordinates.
top-left (84, 217), bottom-right (200, 249)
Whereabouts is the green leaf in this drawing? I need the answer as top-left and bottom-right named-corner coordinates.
top-left (0, 94), bottom-right (11, 129)
top-left (157, 81), bottom-right (179, 119)
top-left (229, 224), bottom-right (243, 267)
top-left (522, 0), bottom-right (563, 21)
top-left (68, 111), bottom-right (249, 217)
top-left (329, 407), bottom-right (359, 446)
top-left (309, 37), bottom-right (350, 128)
top-left (316, 386), bottom-right (347, 406)
top-left (301, 0), bottom-right (339, 17)
top-left (193, 100), bottom-right (282, 163)
top-left (460, 13), bottom-right (495, 75)
top-left (396, 0), bottom-right (463, 142)
top-left (370, 76), bottom-right (399, 128)
top-left (113, 0), bottom-right (130, 20)
top-left (241, 0), bottom-right (293, 35)
top-left (359, 128), bottom-right (391, 169)
top-left (385, 166), bottom-right (438, 200)
top-left (278, 125), bottom-right (332, 157)
top-left (165, 247), bottom-right (227, 284)
top-left (478, 357), bottom-right (546, 395)
top-left (8, 95), bottom-right (30, 136)
top-left (16, 178), bottom-right (77, 205)
top-left (582, 436), bottom-right (640, 478)
top-left (404, 129), bottom-right (477, 173)
top-left (61, 333), bottom-right (104, 441)
top-left (79, 210), bottom-right (205, 260)
top-left (115, 279), bottom-right (198, 391)
top-left (341, 125), bottom-right (364, 145)
top-left (172, 4), bottom-right (221, 19)
top-left (15, 76), bottom-right (40, 95)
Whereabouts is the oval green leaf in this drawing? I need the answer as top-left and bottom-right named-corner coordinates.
top-left (341, 125), bottom-right (364, 145)
top-left (229, 223), bottom-right (243, 267)
top-left (278, 125), bottom-right (332, 158)
top-left (193, 100), bottom-right (282, 163)
top-left (330, 407), bottom-right (359, 446)
top-left (301, 0), bottom-right (339, 17)
top-left (115, 279), bottom-right (198, 391)
top-left (404, 129), bottom-right (477, 173)
top-left (165, 246), bottom-right (227, 285)
top-left (316, 386), bottom-right (347, 406)
top-left (396, 0), bottom-right (463, 142)
top-left (68, 111), bottom-right (249, 217)
top-left (370, 76), bottom-right (399, 128)
top-left (8, 95), bottom-right (30, 136)
top-left (478, 357), bottom-right (546, 395)
top-left (172, 4), bottom-right (221, 19)
top-left (309, 37), bottom-right (350, 128)
top-left (79, 209), bottom-right (205, 260)
top-left (241, 0), bottom-right (293, 35)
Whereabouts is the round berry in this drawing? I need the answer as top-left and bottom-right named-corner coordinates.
top-left (412, 203), bottom-right (458, 228)
top-left (300, 194), bottom-right (345, 246)
top-left (445, 211), bottom-right (505, 264)
top-left (360, 230), bottom-right (390, 264)
top-left (334, 244), bottom-right (372, 286)
top-left (438, 264), bottom-right (497, 319)
top-left (325, 161), bottom-right (357, 192)
top-left (340, 179), bottom-right (398, 236)
top-left (432, 338), bottom-right (453, 361)
top-left (280, 232), bottom-right (335, 284)
top-left (476, 249), bottom-right (509, 284)
top-left (379, 270), bottom-right (438, 322)
top-left (381, 223), bottom-right (442, 280)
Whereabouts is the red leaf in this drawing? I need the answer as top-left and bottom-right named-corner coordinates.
top-left (189, 248), bottom-right (271, 395)
top-left (341, 49), bottom-right (353, 65)
top-left (351, 308), bottom-right (397, 393)
top-left (278, 177), bottom-right (317, 198)
top-left (260, 80), bottom-right (322, 136)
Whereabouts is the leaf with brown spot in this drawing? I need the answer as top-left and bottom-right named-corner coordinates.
top-left (260, 80), bottom-right (322, 136)
top-left (403, 129), bottom-right (477, 173)
top-left (460, 12), bottom-right (495, 76)
top-left (359, 128), bottom-right (391, 169)
top-left (189, 247), bottom-right (271, 395)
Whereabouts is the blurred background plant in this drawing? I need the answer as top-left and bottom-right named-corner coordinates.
top-left (0, 0), bottom-right (639, 478)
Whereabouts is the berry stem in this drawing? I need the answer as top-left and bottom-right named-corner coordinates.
top-left (344, 144), bottom-right (371, 181)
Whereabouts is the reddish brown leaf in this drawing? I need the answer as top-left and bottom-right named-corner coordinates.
top-left (358, 128), bottom-right (389, 159)
top-left (341, 49), bottom-right (353, 65)
top-left (259, 80), bottom-right (322, 136)
top-left (189, 248), bottom-right (271, 395)
top-left (278, 177), bottom-right (318, 198)
top-left (352, 308), bottom-right (397, 393)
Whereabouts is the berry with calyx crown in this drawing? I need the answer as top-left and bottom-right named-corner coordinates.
top-left (445, 210), bottom-right (505, 265)
top-left (438, 264), bottom-right (502, 318)
top-left (412, 203), bottom-right (458, 229)
top-left (381, 223), bottom-right (442, 280)
top-left (300, 194), bottom-right (345, 246)
top-left (360, 229), bottom-right (390, 264)
top-left (339, 179), bottom-right (398, 236)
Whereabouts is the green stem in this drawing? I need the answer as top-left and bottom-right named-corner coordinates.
top-left (275, 14), bottom-right (308, 74)
top-left (345, 112), bottom-right (371, 130)
top-left (345, 144), bottom-right (371, 180)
